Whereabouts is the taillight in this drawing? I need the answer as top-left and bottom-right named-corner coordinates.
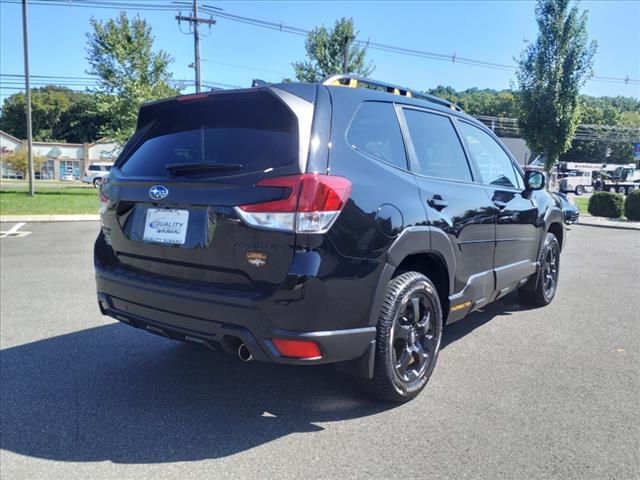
top-left (98, 175), bottom-right (110, 204)
top-left (234, 174), bottom-right (351, 233)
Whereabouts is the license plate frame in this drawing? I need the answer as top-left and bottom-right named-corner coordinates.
top-left (143, 208), bottom-right (189, 245)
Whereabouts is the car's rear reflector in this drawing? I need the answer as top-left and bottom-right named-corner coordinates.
top-left (235, 173), bottom-right (351, 233)
top-left (271, 338), bottom-right (322, 359)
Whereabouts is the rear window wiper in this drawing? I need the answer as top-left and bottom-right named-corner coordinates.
top-left (165, 162), bottom-right (244, 176)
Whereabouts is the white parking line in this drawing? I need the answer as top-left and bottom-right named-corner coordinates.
top-left (6, 223), bottom-right (26, 235)
top-left (0, 222), bottom-right (31, 238)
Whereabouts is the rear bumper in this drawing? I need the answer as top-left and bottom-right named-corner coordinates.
top-left (95, 266), bottom-right (376, 366)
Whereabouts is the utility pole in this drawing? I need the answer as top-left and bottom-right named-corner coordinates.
top-left (176, 0), bottom-right (216, 93)
top-left (21, 0), bottom-right (34, 196)
top-left (342, 34), bottom-right (353, 74)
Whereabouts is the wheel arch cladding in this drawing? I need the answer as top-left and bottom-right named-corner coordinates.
top-left (547, 221), bottom-right (564, 250)
top-left (385, 226), bottom-right (455, 294)
top-left (394, 253), bottom-right (450, 317)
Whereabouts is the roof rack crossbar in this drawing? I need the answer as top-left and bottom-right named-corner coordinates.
top-left (321, 74), bottom-right (463, 112)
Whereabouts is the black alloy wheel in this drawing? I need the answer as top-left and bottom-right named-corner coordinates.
top-left (519, 232), bottom-right (560, 307)
top-left (391, 293), bottom-right (438, 384)
top-left (542, 241), bottom-right (559, 299)
top-left (357, 271), bottom-right (443, 403)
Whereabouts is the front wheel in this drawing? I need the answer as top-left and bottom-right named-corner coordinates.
top-left (357, 271), bottom-right (443, 403)
top-left (519, 233), bottom-right (560, 307)
top-left (93, 177), bottom-right (102, 188)
top-left (575, 185), bottom-right (584, 196)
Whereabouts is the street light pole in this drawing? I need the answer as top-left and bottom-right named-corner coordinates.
top-left (21, 0), bottom-right (34, 196)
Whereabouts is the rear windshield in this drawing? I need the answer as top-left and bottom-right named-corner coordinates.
top-left (119, 91), bottom-right (298, 177)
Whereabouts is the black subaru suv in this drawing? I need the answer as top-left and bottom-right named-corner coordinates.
top-left (95, 75), bottom-right (565, 402)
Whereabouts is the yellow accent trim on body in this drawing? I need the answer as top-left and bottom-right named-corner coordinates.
top-left (450, 301), bottom-right (472, 312)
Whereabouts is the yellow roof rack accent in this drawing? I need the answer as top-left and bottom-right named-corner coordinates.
top-left (320, 74), bottom-right (463, 112)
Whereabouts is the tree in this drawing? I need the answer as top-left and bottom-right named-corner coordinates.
top-left (516, 0), bottom-right (597, 174)
top-left (293, 17), bottom-right (374, 82)
top-left (3, 149), bottom-right (46, 178)
top-left (86, 12), bottom-right (178, 144)
top-left (0, 86), bottom-right (108, 143)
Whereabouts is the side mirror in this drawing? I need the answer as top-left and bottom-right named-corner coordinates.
top-left (524, 170), bottom-right (545, 191)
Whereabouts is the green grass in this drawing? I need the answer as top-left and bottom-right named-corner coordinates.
top-left (0, 179), bottom-right (89, 187)
top-left (573, 196), bottom-right (589, 215)
top-left (0, 186), bottom-right (99, 215)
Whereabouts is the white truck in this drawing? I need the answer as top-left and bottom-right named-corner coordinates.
top-left (559, 169), bottom-right (594, 195)
top-left (594, 164), bottom-right (640, 196)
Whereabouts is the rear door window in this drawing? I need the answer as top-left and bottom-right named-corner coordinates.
top-left (346, 102), bottom-right (408, 170)
top-left (119, 91), bottom-right (299, 178)
top-left (402, 108), bottom-right (472, 182)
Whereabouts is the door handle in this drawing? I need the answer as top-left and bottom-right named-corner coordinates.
top-left (493, 199), bottom-right (508, 210)
top-left (427, 195), bottom-right (448, 210)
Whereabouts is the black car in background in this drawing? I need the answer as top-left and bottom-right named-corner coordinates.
top-left (94, 75), bottom-right (565, 402)
top-left (553, 191), bottom-right (580, 224)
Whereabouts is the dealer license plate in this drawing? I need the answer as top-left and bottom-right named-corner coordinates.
top-left (143, 208), bottom-right (189, 245)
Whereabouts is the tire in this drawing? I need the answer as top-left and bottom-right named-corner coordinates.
top-left (93, 177), bottom-right (102, 188)
top-left (618, 186), bottom-right (626, 195)
top-left (609, 186), bottom-right (616, 193)
top-left (519, 233), bottom-right (560, 307)
top-left (628, 186), bottom-right (636, 194)
top-left (357, 271), bottom-right (443, 403)
top-left (575, 185), bottom-right (584, 196)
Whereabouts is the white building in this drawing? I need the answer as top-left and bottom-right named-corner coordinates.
top-left (0, 130), bottom-right (120, 180)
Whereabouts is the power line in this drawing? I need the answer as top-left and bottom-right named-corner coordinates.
top-left (2, 0), bottom-right (637, 86)
top-left (0, 73), bottom-right (239, 91)
top-left (475, 115), bottom-right (640, 142)
top-left (200, 59), bottom-right (288, 77)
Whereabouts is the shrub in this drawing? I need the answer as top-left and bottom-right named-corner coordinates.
top-left (624, 189), bottom-right (640, 221)
top-left (588, 192), bottom-right (624, 218)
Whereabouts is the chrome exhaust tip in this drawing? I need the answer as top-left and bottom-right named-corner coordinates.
top-left (238, 343), bottom-right (253, 362)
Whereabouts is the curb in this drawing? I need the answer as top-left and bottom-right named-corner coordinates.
top-left (0, 215), bottom-right (100, 223)
top-left (573, 219), bottom-right (640, 231)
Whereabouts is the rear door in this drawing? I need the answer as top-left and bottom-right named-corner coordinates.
top-left (101, 88), bottom-right (312, 291)
top-left (399, 106), bottom-right (496, 301)
top-left (457, 121), bottom-right (539, 292)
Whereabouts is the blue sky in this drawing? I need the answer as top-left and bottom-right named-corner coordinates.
top-left (1, 0), bottom-right (639, 102)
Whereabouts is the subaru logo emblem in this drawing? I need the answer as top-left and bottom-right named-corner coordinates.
top-left (149, 185), bottom-right (169, 200)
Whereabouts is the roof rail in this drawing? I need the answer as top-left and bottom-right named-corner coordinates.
top-left (321, 74), bottom-right (463, 112)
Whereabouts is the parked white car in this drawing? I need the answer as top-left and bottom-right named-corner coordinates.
top-left (82, 163), bottom-right (113, 187)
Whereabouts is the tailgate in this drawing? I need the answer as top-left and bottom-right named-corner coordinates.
top-left (100, 88), bottom-right (314, 290)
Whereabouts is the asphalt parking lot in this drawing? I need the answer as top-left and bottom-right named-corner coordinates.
top-left (1, 222), bottom-right (638, 480)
